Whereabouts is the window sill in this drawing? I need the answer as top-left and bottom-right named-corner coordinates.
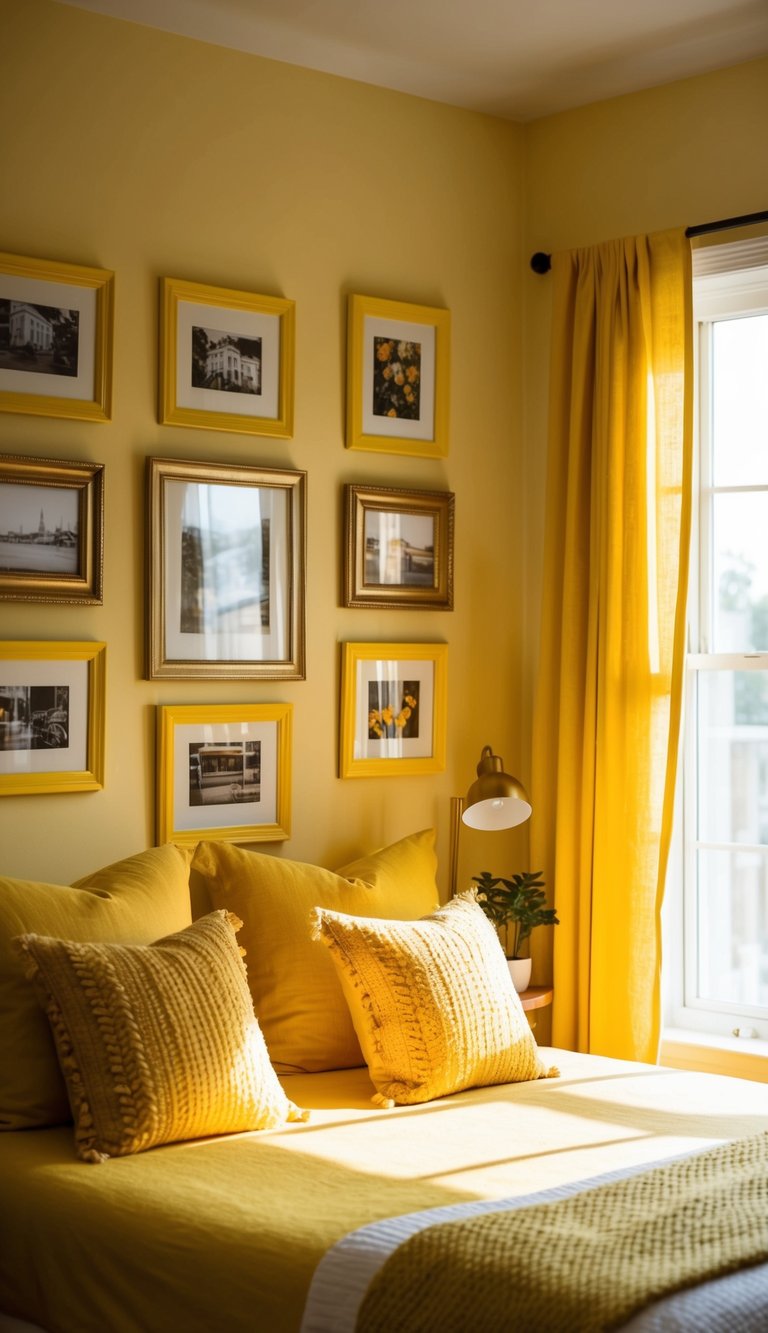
top-left (661, 1027), bottom-right (768, 1083)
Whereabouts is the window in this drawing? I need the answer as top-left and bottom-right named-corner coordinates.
top-left (666, 238), bottom-right (768, 1042)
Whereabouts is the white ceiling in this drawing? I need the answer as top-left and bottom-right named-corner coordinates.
top-left (56, 0), bottom-right (768, 121)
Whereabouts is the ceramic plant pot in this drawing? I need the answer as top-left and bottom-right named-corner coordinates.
top-left (507, 957), bottom-right (532, 993)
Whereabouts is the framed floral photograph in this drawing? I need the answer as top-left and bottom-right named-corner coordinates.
top-left (346, 294), bottom-right (450, 458)
top-left (0, 251), bottom-right (114, 422)
top-left (146, 457), bottom-right (306, 680)
top-left (160, 276), bottom-right (295, 438)
top-left (344, 483), bottom-right (454, 610)
top-left (339, 641), bottom-right (448, 778)
top-left (0, 640), bottom-right (106, 795)
top-left (156, 702), bottom-right (292, 846)
top-left (0, 454), bottom-right (104, 604)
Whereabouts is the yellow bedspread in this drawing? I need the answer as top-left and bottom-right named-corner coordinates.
top-left (1, 1049), bottom-right (767, 1333)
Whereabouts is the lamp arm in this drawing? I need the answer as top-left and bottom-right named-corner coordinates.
top-left (448, 795), bottom-right (464, 898)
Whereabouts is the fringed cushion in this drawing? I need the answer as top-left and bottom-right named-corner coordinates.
top-left (13, 910), bottom-right (307, 1163)
top-left (312, 892), bottom-right (558, 1107)
top-left (191, 830), bottom-right (440, 1075)
top-left (0, 843), bottom-right (194, 1131)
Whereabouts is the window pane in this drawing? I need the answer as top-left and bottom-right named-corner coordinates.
top-left (695, 847), bottom-right (768, 1007)
top-left (713, 491), bottom-right (768, 651)
top-left (712, 314), bottom-right (768, 487)
top-left (697, 670), bottom-right (768, 845)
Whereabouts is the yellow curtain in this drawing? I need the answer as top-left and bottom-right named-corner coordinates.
top-left (531, 229), bottom-right (693, 1063)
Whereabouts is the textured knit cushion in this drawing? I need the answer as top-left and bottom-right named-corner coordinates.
top-left (0, 844), bottom-right (194, 1131)
top-left (192, 830), bottom-right (439, 1074)
top-left (13, 911), bottom-right (307, 1163)
top-left (312, 892), bottom-right (558, 1106)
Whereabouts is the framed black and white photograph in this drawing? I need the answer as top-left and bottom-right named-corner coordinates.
top-left (346, 294), bottom-right (450, 458)
top-left (0, 641), bottom-right (106, 795)
top-left (339, 641), bottom-right (448, 778)
top-left (156, 702), bottom-right (292, 845)
top-left (160, 276), bottom-right (295, 438)
top-left (0, 455), bottom-right (104, 603)
top-left (0, 252), bottom-right (113, 422)
top-left (146, 456), bottom-right (306, 680)
top-left (344, 484), bottom-right (454, 609)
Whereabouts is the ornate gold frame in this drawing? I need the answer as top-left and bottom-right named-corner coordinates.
top-left (344, 483), bottom-right (454, 610)
top-left (0, 454), bottom-right (104, 604)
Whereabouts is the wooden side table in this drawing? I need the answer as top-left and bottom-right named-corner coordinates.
top-left (518, 985), bottom-right (553, 1030)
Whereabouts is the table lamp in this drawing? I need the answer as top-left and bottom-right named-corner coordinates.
top-left (449, 744), bottom-right (532, 897)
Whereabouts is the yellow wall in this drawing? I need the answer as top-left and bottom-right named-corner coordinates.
top-left (0, 0), bottom-right (529, 890)
top-left (3, 1), bottom-right (767, 919)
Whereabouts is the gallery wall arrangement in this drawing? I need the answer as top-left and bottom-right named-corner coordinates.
top-left (0, 250), bottom-right (453, 844)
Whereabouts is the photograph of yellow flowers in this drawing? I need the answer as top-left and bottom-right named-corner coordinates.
top-left (345, 294), bottom-right (450, 458)
top-left (343, 483), bottom-right (454, 610)
top-left (339, 641), bottom-right (447, 778)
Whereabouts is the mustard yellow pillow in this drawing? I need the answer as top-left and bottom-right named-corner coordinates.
top-left (192, 830), bottom-right (439, 1074)
top-left (0, 843), bottom-right (193, 1130)
top-left (312, 892), bottom-right (559, 1106)
top-left (13, 911), bottom-right (307, 1163)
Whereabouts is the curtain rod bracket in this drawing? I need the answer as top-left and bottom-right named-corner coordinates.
top-left (530, 251), bottom-right (552, 274)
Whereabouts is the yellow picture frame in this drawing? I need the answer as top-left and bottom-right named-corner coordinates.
top-left (0, 640), bottom-right (106, 795)
top-left (340, 641), bottom-right (448, 778)
top-left (160, 276), bottom-right (295, 438)
top-left (156, 702), bottom-right (292, 846)
top-left (346, 294), bottom-right (451, 458)
top-left (0, 251), bottom-right (114, 423)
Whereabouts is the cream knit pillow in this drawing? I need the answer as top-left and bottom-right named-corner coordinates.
top-left (312, 892), bottom-right (558, 1107)
top-left (14, 911), bottom-right (307, 1163)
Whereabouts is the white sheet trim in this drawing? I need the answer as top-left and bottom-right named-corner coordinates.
top-left (300, 1147), bottom-right (768, 1333)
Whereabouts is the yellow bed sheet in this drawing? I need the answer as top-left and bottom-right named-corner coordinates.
top-left (1, 1049), bottom-right (767, 1333)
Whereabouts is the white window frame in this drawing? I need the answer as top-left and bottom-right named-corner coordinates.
top-left (665, 242), bottom-right (768, 1044)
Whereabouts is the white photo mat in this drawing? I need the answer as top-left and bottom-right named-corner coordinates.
top-left (0, 657), bottom-right (88, 774)
top-left (176, 299), bottom-right (281, 420)
top-left (171, 719), bottom-right (278, 834)
top-left (354, 657), bottom-right (435, 761)
top-left (0, 274), bottom-right (96, 402)
top-left (162, 478), bottom-right (289, 664)
top-left (361, 314), bottom-right (436, 442)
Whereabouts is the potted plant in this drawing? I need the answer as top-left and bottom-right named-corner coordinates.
top-left (471, 869), bottom-right (559, 992)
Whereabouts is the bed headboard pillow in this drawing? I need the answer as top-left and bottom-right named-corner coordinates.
top-left (0, 843), bottom-right (193, 1131)
top-left (313, 891), bottom-right (559, 1106)
top-left (192, 829), bottom-right (439, 1074)
top-left (13, 910), bottom-right (307, 1163)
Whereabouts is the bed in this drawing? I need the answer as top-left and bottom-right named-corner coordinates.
top-left (1, 835), bottom-right (767, 1332)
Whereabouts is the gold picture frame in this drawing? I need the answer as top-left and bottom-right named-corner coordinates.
top-left (0, 640), bottom-right (106, 795)
top-left (346, 294), bottom-right (450, 458)
top-left (146, 456), bottom-right (306, 681)
top-left (0, 251), bottom-right (113, 422)
top-left (0, 454), bottom-right (104, 604)
top-left (340, 641), bottom-right (448, 778)
top-left (156, 702), bottom-right (292, 846)
top-left (160, 276), bottom-right (295, 437)
top-left (344, 484), bottom-right (454, 610)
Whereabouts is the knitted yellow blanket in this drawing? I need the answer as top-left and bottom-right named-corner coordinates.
top-left (356, 1131), bottom-right (768, 1332)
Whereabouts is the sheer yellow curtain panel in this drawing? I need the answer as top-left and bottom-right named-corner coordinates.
top-left (531, 230), bottom-right (693, 1062)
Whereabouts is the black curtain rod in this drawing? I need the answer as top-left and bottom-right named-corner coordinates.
top-left (529, 208), bottom-right (768, 274)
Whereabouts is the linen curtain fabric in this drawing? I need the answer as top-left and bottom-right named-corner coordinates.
top-left (531, 230), bottom-right (693, 1062)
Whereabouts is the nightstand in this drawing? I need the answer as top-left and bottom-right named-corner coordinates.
top-left (518, 985), bottom-right (553, 1030)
